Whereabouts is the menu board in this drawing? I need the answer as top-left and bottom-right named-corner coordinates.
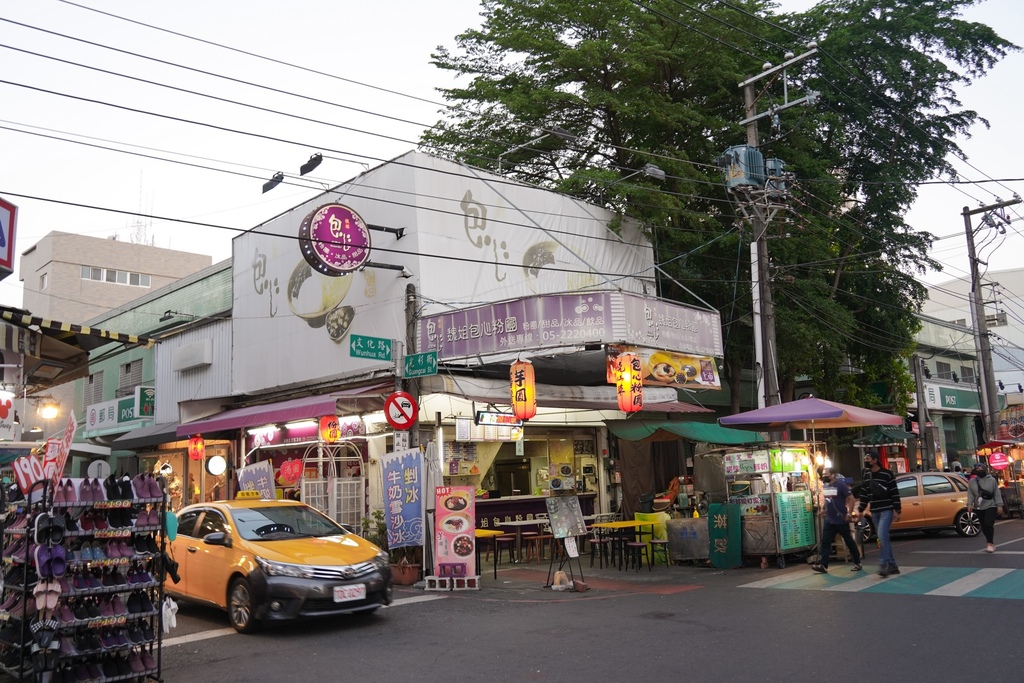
top-left (727, 494), bottom-right (771, 517)
top-left (434, 486), bottom-right (476, 577)
top-left (544, 495), bottom-right (587, 539)
top-left (724, 450), bottom-right (770, 475)
top-left (776, 490), bottom-right (814, 551)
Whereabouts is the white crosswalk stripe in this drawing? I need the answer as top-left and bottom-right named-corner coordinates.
top-left (925, 568), bottom-right (1014, 596)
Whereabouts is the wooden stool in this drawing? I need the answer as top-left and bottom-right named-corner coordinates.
top-left (523, 534), bottom-right (550, 564)
top-left (588, 535), bottom-right (611, 569)
top-left (649, 538), bottom-right (670, 567)
top-left (625, 541), bottom-right (651, 572)
top-left (486, 535), bottom-right (517, 565)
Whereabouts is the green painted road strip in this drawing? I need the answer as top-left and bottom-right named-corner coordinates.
top-left (740, 566), bottom-right (1024, 600)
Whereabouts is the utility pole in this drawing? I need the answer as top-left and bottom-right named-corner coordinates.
top-left (963, 197), bottom-right (1021, 441)
top-left (735, 46), bottom-right (818, 408)
top-left (911, 354), bottom-right (934, 470)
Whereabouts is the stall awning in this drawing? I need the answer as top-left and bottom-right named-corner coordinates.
top-left (1, 308), bottom-right (154, 351)
top-left (176, 384), bottom-right (390, 437)
top-left (112, 422), bottom-right (182, 451)
top-left (852, 426), bottom-right (917, 446)
top-left (607, 420), bottom-right (765, 444)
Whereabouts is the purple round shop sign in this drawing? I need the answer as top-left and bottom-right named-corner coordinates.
top-left (298, 203), bottom-right (372, 275)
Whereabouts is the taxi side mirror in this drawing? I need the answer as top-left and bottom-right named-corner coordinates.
top-left (203, 531), bottom-right (232, 548)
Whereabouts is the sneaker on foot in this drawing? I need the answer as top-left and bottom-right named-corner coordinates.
top-left (811, 564), bottom-right (827, 574)
top-left (986, 544), bottom-right (996, 553)
top-left (851, 564), bottom-right (862, 571)
top-left (887, 565), bottom-right (901, 575)
top-left (878, 566), bottom-right (891, 577)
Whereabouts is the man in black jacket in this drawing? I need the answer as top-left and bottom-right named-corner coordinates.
top-left (853, 450), bottom-right (902, 577)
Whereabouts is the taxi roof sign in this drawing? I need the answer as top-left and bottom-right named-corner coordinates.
top-left (235, 490), bottom-right (263, 499)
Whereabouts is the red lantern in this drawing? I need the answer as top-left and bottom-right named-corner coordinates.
top-left (510, 359), bottom-right (537, 421)
top-left (615, 354), bottom-right (644, 413)
top-left (319, 415), bottom-right (341, 443)
top-left (188, 435), bottom-right (206, 461)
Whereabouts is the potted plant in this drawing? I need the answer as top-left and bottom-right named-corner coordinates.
top-left (362, 509), bottom-right (422, 585)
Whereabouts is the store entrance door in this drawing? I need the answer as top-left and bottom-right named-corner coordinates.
top-left (495, 462), bottom-right (530, 497)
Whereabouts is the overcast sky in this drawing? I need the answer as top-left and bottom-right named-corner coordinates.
top-left (0, 0), bottom-right (1020, 313)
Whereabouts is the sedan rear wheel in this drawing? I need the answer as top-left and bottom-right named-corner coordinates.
top-left (955, 510), bottom-right (981, 537)
top-left (229, 577), bottom-right (260, 633)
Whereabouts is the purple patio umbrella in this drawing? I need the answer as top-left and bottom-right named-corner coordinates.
top-left (719, 396), bottom-right (903, 431)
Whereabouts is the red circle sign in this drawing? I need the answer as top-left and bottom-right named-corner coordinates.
top-left (384, 391), bottom-right (418, 431)
top-left (989, 451), bottom-right (1009, 470)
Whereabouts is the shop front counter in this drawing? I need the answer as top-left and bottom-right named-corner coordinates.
top-left (474, 493), bottom-right (596, 531)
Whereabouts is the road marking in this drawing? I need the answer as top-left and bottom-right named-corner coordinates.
top-left (823, 566), bottom-right (924, 592)
top-left (163, 628), bottom-right (236, 647)
top-left (925, 568), bottom-right (1014, 596)
top-left (739, 570), bottom-right (817, 589)
top-left (912, 550), bottom-right (1024, 555)
top-left (163, 595), bottom-right (446, 646)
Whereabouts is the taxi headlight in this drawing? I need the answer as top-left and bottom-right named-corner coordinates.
top-left (372, 551), bottom-right (390, 570)
top-left (255, 556), bottom-right (316, 579)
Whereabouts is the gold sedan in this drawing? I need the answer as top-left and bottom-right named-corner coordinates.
top-left (859, 471), bottom-right (980, 540)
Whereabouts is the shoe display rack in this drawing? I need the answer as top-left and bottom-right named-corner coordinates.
top-left (0, 473), bottom-right (168, 682)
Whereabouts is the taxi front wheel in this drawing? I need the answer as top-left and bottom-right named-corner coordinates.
top-left (955, 510), bottom-right (981, 537)
top-left (229, 577), bottom-right (261, 633)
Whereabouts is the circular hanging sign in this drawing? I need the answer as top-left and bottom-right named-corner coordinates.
top-left (298, 203), bottom-right (372, 276)
top-left (989, 451), bottom-right (1009, 470)
top-left (384, 391), bottom-right (419, 431)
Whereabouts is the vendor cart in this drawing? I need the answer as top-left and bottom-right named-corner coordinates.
top-left (720, 446), bottom-right (819, 568)
top-left (1002, 481), bottom-right (1024, 519)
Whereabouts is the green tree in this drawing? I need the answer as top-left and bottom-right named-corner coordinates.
top-left (423, 0), bottom-right (1016, 413)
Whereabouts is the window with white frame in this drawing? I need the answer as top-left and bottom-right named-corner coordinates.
top-left (80, 266), bottom-right (151, 288)
top-left (84, 371), bottom-right (104, 406)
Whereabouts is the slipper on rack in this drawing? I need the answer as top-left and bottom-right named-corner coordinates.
top-left (50, 545), bottom-right (67, 579)
top-left (44, 578), bottom-right (62, 610)
top-left (48, 513), bottom-right (66, 544)
top-left (34, 544), bottom-right (52, 578)
top-left (34, 512), bottom-right (52, 545)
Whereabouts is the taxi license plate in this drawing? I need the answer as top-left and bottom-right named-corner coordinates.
top-left (333, 584), bottom-right (366, 603)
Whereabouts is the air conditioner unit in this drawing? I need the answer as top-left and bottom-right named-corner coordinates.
top-left (550, 476), bottom-right (575, 491)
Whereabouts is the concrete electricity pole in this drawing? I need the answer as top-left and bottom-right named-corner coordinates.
top-left (963, 196), bottom-right (1021, 441)
top-left (736, 46), bottom-right (818, 408)
top-left (911, 354), bottom-right (934, 470)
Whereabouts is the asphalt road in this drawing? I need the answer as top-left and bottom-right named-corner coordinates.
top-left (153, 518), bottom-right (1024, 682)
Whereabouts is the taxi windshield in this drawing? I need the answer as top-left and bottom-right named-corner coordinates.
top-left (230, 505), bottom-right (346, 541)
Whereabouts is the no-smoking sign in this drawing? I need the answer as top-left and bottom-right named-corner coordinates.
top-left (384, 391), bottom-right (418, 431)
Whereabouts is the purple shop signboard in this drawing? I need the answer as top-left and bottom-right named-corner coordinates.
top-left (418, 291), bottom-right (723, 359)
top-left (298, 203), bottom-right (372, 276)
top-left (419, 292), bottom-right (613, 358)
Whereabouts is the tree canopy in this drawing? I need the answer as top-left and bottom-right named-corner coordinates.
top-left (422, 0), bottom-right (1017, 412)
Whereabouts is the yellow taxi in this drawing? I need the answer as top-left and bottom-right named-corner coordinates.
top-left (165, 499), bottom-right (392, 632)
top-left (859, 471), bottom-right (980, 540)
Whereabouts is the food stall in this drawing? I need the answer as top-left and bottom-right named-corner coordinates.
top-left (977, 441), bottom-right (1024, 518)
top-left (718, 444), bottom-right (820, 568)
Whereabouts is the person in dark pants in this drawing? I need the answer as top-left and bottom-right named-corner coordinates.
top-left (968, 464), bottom-right (1004, 553)
top-left (812, 468), bottom-right (862, 573)
top-left (854, 450), bottom-right (902, 577)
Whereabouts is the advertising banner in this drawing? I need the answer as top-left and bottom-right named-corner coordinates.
top-left (708, 503), bottom-right (742, 568)
top-left (236, 461), bottom-right (275, 499)
top-left (605, 345), bottom-right (722, 390)
top-left (433, 485), bottom-right (475, 577)
top-left (380, 448), bottom-right (424, 550)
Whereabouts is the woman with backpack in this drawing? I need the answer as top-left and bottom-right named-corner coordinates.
top-left (968, 464), bottom-right (1004, 553)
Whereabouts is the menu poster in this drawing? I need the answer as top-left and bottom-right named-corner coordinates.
top-left (434, 486), bottom-right (476, 577)
top-left (380, 448), bottom-right (424, 550)
top-left (776, 491), bottom-right (815, 551)
top-left (728, 494), bottom-right (771, 517)
top-left (544, 495), bottom-right (587, 539)
top-left (724, 450), bottom-right (770, 475)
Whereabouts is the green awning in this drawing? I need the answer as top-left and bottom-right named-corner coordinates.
top-left (607, 420), bottom-right (765, 445)
top-left (852, 426), bottom-right (917, 445)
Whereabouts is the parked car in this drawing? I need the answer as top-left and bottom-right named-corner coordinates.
top-left (165, 499), bottom-right (392, 632)
top-left (857, 471), bottom-right (980, 540)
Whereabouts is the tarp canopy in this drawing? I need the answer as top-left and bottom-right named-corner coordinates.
top-left (719, 396), bottom-right (902, 431)
top-left (852, 426), bottom-right (917, 446)
top-left (112, 422), bottom-right (182, 451)
top-left (607, 420), bottom-right (765, 445)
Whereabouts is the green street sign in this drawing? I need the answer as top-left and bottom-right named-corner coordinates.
top-left (350, 335), bottom-right (392, 361)
top-left (404, 351), bottom-right (438, 378)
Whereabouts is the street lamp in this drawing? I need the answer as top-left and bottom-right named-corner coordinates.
top-left (38, 399), bottom-right (59, 420)
top-left (618, 163), bottom-right (666, 183)
top-left (497, 125), bottom-right (577, 171)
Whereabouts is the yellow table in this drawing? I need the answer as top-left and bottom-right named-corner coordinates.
top-left (475, 529), bottom-right (505, 579)
top-left (591, 520), bottom-right (655, 570)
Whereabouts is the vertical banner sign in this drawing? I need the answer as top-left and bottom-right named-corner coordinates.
top-left (380, 448), bottom-right (424, 550)
top-left (236, 461), bottom-right (275, 499)
top-left (44, 410), bottom-right (78, 489)
top-left (708, 503), bottom-right (742, 569)
top-left (434, 486), bottom-right (475, 577)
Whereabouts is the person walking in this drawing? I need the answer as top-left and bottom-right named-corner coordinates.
top-left (811, 468), bottom-right (862, 573)
top-left (968, 464), bottom-right (1004, 553)
top-left (854, 450), bottom-right (902, 577)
